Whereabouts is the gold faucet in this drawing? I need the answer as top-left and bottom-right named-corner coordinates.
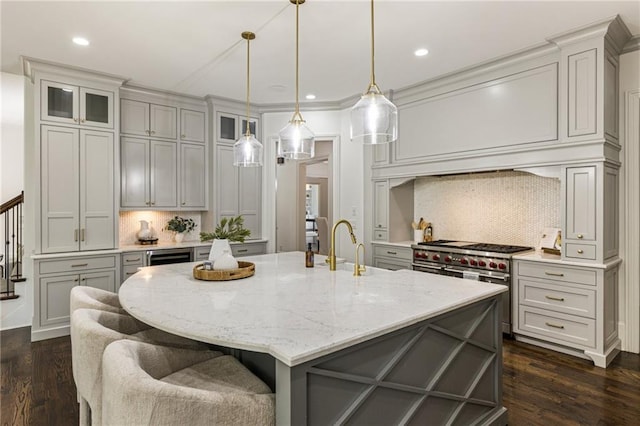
top-left (354, 243), bottom-right (366, 276)
top-left (326, 219), bottom-right (357, 271)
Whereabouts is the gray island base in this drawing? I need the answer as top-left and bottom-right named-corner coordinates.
top-left (119, 252), bottom-right (507, 426)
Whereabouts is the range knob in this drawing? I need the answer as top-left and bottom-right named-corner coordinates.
top-left (444, 256), bottom-right (452, 263)
top-left (432, 254), bottom-right (440, 261)
top-left (489, 261), bottom-right (498, 268)
top-left (469, 259), bottom-right (477, 266)
top-left (498, 263), bottom-right (507, 270)
top-left (460, 258), bottom-right (468, 265)
top-left (478, 260), bottom-right (487, 267)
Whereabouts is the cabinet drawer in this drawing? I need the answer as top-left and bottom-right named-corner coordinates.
top-left (122, 265), bottom-right (142, 280)
top-left (232, 242), bottom-right (266, 257)
top-left (517, 262), bottom-right (596, 286)
top-left (374, 258), bottom-right (411, 271)
top-left (39, 255), bottom-right (116, 274)
top-left (519, 279), bottom-right (595, 318)
top-left (122, 252), bottom-right (144, 266)
top-left (564, 243), bottom-right (596, 260)
top-left (518, 306), bottom-right (595, 348)
top-left (373, 230), bottom-right (388, 241)
top-left (373, 245), bottom-right (412, 261)
top-left (194, 246), bottom-right (211, 261)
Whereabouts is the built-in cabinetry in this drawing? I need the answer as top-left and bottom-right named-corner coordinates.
top-left (121, 251), bottom-right (144, 284)
top-left (513, 257), bottom-right (620, 367)
top-left (193, 241), bottom-right (267, 262)
top-left (120, 89), bottom-right (208, 211)
top-left (371, 243), bottom-right (412, 271)
top-left (40, 79), bottom-right (114, 129)
top-left (371, 179), bottom-right (413, 243)
top-left (213, 107), bottom-right (262, 238)
top-left (32, 253), bottom-right (120, 341)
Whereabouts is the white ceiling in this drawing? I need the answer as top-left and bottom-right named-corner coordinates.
top-left (2, 1), bottom-right (639, 105)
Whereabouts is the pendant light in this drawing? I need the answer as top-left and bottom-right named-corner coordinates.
top-left (350, 0), bottom-right (398, 144)
top-left (278, 0), bottom-right (314, 160)
top-left (233, 31), bottom-right (263, 167)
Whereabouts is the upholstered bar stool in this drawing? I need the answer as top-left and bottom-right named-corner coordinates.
top-left (70, 308), bottom-right (209, 426)
top-left (102, 339), bottom-right (275, 426)
top-left (70, 286), bottom-right (127, 315)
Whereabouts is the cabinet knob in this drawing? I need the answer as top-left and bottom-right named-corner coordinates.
top-left (577, 249), bottom-right (584, 254)
top-left (146, 130), bottom-right (150, 135)
top-left (151, 130), bottom-right (156, 135)
top-left (181, 134), bottom-right (186, 139)
top-left (151, 202), bottom-right (155, 206)
top-left (81, 118), bottom-right (86, 123)
top-left (577, 234), bottom-right (583, 239)
top-left (145, 201), bottom-right (150, 205)
top-left (181, 202), bottom-right (186, 205)
top-left (73, 118), bottom-right (79, 123)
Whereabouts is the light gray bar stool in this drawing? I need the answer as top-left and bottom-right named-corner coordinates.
top-left (70, 308), bottom-right (209, 426)
top-left (70, 286), bottom-right (127, 315)
top-left (102, 339), bottom-right (275, 426)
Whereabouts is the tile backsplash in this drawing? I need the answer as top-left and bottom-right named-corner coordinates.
top-left (414, 171), bottom-right (560, 247)
top-left (119, 211), bottom-right (202, 244)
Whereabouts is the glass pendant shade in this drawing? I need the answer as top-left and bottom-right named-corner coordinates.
top-left (278, 117), bottom-right (314, 160)
top-left (233, 133), bottom-right (263, 167)
top-left (350, 88), bottom-right (398, 144)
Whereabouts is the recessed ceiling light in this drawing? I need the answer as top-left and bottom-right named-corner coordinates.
top-left (72, 37), bottom-right (90, 46)
top-left (305, 94), bottom-right (316, 100)
top-left (414, 48), bottom-right (429, 57)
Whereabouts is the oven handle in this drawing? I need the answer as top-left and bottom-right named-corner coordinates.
top-left (412, 263), bottom-right (444, 271)
top-left (443, 267), bottom-right (510, 282)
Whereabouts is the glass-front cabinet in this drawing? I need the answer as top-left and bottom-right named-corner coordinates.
top-left (217, 111), bottom-right (258, 143)
top-left (41, 80), bottom-right (114, 128)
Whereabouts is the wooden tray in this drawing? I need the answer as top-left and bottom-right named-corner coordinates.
top-left (193, 261), bottom-right (255, 281)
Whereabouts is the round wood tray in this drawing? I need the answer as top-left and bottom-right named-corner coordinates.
top-left (193, 261), bottom-right (255, 281)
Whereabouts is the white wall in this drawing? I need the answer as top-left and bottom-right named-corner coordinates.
top-left (262, 109), bottom-right (364, 261)
top-left (0, 72), bottom-right (32, 330)
top-left (619, 49), bottom-right (640, 353)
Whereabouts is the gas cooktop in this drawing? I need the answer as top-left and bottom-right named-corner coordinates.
top-left (416, 240), bottom-right (532, 254)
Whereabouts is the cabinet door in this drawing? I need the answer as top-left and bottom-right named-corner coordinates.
top-left (41, 125), bottom-right (80, 253)
top-left (121, 99), bottom-right (150, 137)
top-left (567, 49), bottom-right (597, 138)
top-left (239, 165), bottom-right (262, 238)
top-left (121, 137), bottom-right (150, 207)
top-left (80, 130), bottom-right (115, 250)
top-left (150, 104), bottom-right (177, 139)
top-left (180, 109), bottom-right (205, 143)
top-left (81, 270), bottom-right (116, 292)
top-left (39, 274), bottom-right (77, 327)
top-left (373, 180), bottom-right (389, 231)
top-left (565, 166), bottom-right (596, 241)
top-left (180, 143), bottom-right (206, 209)
top-left (216, 145), bottom-right (239, 216)
top-left (150, 140), bottom-right (177, 208)
top-left (240, 117), bottom-right (258, 139)
top-left (80, 87), bottom-right (113, 129)
top-left (41, 80), bottom-right (79, 125)
top-left (217, 112), bottom-right (238, 143)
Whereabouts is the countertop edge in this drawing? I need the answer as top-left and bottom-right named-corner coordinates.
top-left (512, 250), bottom-right (622, 269)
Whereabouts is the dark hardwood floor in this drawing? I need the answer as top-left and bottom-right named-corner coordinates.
top-left (1, 327), bottom-right (639, 425)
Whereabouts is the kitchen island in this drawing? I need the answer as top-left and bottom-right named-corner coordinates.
top-left (119, 252), bottom-right (508, 425)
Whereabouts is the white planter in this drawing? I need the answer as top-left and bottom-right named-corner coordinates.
top-left (209, 239), bottom-right (231, 262)
top-left (174, 232), bottom-right (185, 243)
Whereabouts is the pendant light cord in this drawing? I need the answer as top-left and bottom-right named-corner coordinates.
top-left (294, 0), bottom-right (301, 119)
top-left (245, 36), bottom-right (251, 136)
top-left (368, 0), bottom-right (381, 95)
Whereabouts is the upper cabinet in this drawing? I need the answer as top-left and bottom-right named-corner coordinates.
top-left (216, 111), bottom-right (258, 144)
top-left (180, 109), bottom-right (206, 143)
top-left (41, 80), bottom-right (114, 129)
top-left (121, 99), bottom-right (177, 139)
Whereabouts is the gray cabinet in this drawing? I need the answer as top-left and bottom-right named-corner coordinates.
top-left (180, 143), bottom-right (206, 209)
top-left (41, 80), bottom-right (114, 129)
top-left (33, 254), bottom-right (119, 341)
top-left (216, 111), bottom-right (258, 144)
top-left (121, 251), bottom-right (145, 284)
top-left (41, 125), bottom-right (115, 253)
top-left (215, 145), bottom-right (262, 238)
top-left (180, 109), bottom-right (205, 143)
top-left (193, 241), bottom-right (267, 261)
top-left (121, 137), bottom-right (177, 209)
top-left (371, 179), bottom-right (414, 243)
top-left (121, 99), bottom-right (177, 139)
top-left (372, 244), bottom-right (412, 270)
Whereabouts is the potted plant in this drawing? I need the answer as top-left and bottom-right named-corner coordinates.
top-left (200, 215), bottom-right (251, 261)
top-left (165, 216), bottom-right (196, 243)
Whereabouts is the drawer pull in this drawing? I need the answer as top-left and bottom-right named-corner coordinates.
top-left (126, 272), bottom-right (135, 276)
top-left (545, 322), bottom-right (565, 329)
top-left (577, 234), bottom-right (583, 239)
top-left (387, 251), bottom-right (397, 255)
top-left (125, 259), bottom-right (140, 263)
top-left (74, 229), bottom-right (78, 242)
top-left (71, 263), bottom-right (89, 267)
top-left (577, 249), bottom-right (584, 254)
top-left (237, 249), bottom-right (248, 253)
top-left (544, 271), bottom-right (564, 277)
top-left (545, 295), bottom-right (565, 302)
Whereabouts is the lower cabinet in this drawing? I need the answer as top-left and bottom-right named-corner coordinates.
top-left (33, 253), bottom-right (119, 341)
top-left (121, 251), bottom-right (145, 284)
top-left (193, 241), bottom-right (267, 261)
top-left (372, 244), bottom-right (412, 270)
top-left (513, 258), bottom-right (620, 367)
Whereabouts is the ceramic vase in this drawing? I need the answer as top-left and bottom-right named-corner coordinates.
top-left (137, 220), bottom-right (151, 240)
top-left (209, 239), bottom-right (231, 262)
top-left (213, 249), bottom-right (238, 270)
top-left (174, 232), bottom-right (185, 243)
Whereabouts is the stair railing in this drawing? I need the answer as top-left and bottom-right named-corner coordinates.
top-left (1, 191), bottom-right (24, 300)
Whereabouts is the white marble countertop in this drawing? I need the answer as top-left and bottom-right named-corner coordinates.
top-left (119, 252), bottom-right (507, 367)
top-left (512, 249), bottom-right (622, 270)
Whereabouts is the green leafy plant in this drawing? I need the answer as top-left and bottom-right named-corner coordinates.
top-left (200, 215), bottom-right (251, 242)
top-left (165, 216), bottom-right (196, 233)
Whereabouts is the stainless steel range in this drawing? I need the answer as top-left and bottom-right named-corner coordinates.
top-left (411, 240), bottom-right (533, 334)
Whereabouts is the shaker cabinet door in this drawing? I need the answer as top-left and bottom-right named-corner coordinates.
top-left (180, 109), bottom-right (205, 143)
top-left (373, 180), bottom-right (389, 231)
top-left (180, 143), bottom-right (206, 209)
top-left (121, 137), bottom-right (150, 207)
top-left (41, 80), bottom-right (79, 125)
top-left (150, 104), bottom-right (177, 139)
top-left (565, 166), bottom-right (596, 241)
top-left (121, 99), bottom-right (150, 137)
top-left (150, 140), bottom-right (177, 208)
top-left (80, 87), bottom-right (113, 128)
